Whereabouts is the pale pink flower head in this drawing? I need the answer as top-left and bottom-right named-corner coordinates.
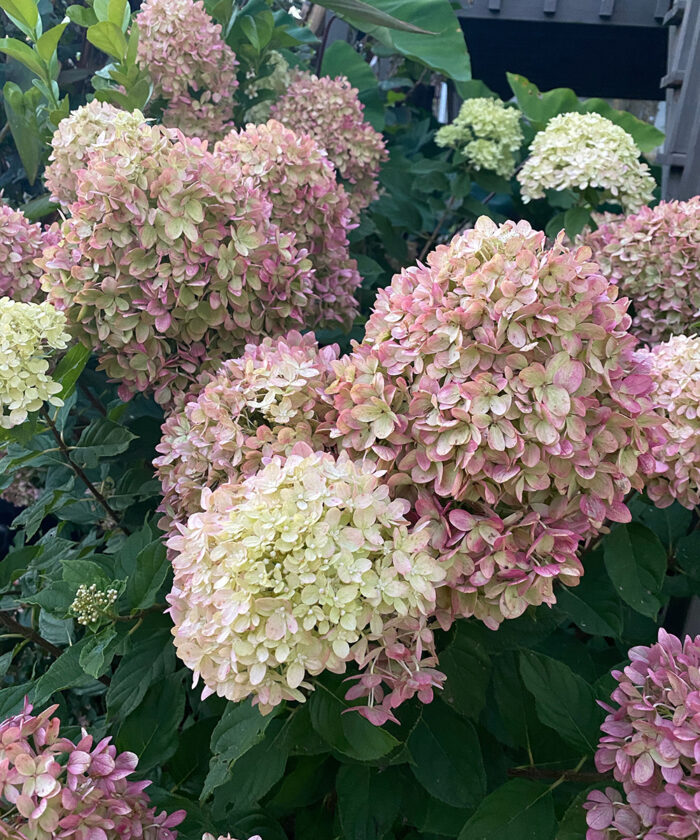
top-left (636, 335), bottom-right (700, 509)
top-left (0, 700), bottom-right (185, 839)
top-left (154, 331), bottom-right (339, 527)
top-left (581, 198), bottom-right (700, 344)
top-left (330, 216), bottom-right (665, 626)
top-left (586, 630), bottom-right (700, 840)
top-left (202, 835), bottom-right (262, 840)
top-left (45, 101), bottom-right (148, 208)
top-left (39, 123), bottom-right (315, 405)
top-left (136, 0), bottom-right (238, 141)
top-left (0, 202), bottom-right (59, 303)
top-left (215, 120), bottom-right (361, 329)
top-left (167, 444), bottom-right (444, 714)
top-left (271, 72), bottom-right (387, 217)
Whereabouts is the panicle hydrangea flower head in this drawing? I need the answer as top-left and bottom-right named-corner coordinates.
top-left (39, 122), bottom-right (315, 405)
top-left (585, 630), bottom-right (700, 840)
top-left (0, 203), bottom-right (59, 303)
top-left (244, 50), bottom-right (291, 122)
top-left (271, 72), bottom-right (387, 217)
top-left (167, 443), bottom-right (444, 713)
top-left (636, 335), bottom-right (700, 510)
top-left (0, 298), bottom-right (69, 428)
top-left (136, 0), bottom-right (238, 141)
top-left (436, 97), bottom-right (523, 178)
top-left (155, 331), bottom-right (338, 527)
top-left (215, 120), bottom-right (361, 329)
top-left (581, 198), bottom-right (700, 344)
top-left (45, 101), bottom-right (148, 208)
top-left (518, 112), bottom-right (656, 213)
top-left (329, 216), bottom-right (664, 626)
top-left (0, 700), bottom-right (186, 840)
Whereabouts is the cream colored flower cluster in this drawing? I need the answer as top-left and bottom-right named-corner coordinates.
top-left (436, 97), bottom-right (523, 178)
top-left (69, 583), bottom-right (119, 625)
top-left (167, 444), bottom-right (444, 713)
top-left (518, 112), bottom-right (656, 212)
top-left (45, 101), bottom-right (148, 208)
top-left (0, 298), bottom-right (69, 429)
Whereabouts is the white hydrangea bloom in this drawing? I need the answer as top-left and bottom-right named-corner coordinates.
top-left (518, 112), bottom-right (655, 212)
top-left (0, 298), bottom-right (69, 428)
top-left (436, 97), bottom-right (523, 178)
top-left (167, 443), bottom-right (443, 713)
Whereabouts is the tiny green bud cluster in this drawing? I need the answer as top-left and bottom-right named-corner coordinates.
top-left (70, 583), bottom-right (118, 625)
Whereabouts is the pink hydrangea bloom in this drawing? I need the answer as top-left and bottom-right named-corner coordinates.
top-left (154, 331), bottom-right (338, 527)
top-left (0, 202), bottom-right (59, 303)
top-left (167, 443), bottom-right (444, 714)
top-left (581, 198), bottom-right (700, 344)
top-left (585, 630), bottom-right (700, 840)
top-left (329, 217), bottom-right (665, 627)
top-left (39, 123), bottom-right (314, 405)
top-left (271, 72), bottom-right (387, 217)
top-left (637, 335), bottom-right (700, 509)
top-left (44, 101), bottom-right (148, 208)
top-left (0, 700), bottom-right (185, 840)
top-left (215, 120), bottom-right (361, 328)
top-left (136, 0), bottom-right (238, 140)
top-left (202, 834), bottom-right (261, 840)
top-left (0, 467), bottom-right (40, 507)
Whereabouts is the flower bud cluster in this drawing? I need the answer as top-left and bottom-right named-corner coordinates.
top-left (271, 72), bottom-right (387, 217)
top-left (585, 630), bottom-right (700, 840)
top-left (436, 97), bottom-right (523, 178)
top-left (581, 198), bottom-right (700, 344)
top-left (39, 122), bottom-right (314, 405)
top-left (0, 700), bottom-right (185, 839)
top-left (0, 298), bottom-right (69, 428)
top-left (69, 583), bottom-right (119, 625)
top-left (215, 120), bottom-right (361, 329)
top-left (518, 112), bottom-right (656, 212)
top-left (0, 203), bottom-right (59, 303)
top-left (136, 0), bottom-right (239, 141)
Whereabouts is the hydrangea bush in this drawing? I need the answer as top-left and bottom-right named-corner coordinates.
top-left (0, 1), bottom-right (695, 838)
top-left (436, 97), bottom-right (523, 178)
top-left (581, 197), bottom-right (700, 344)
top-left (271, 72), bottom-right (387, 216)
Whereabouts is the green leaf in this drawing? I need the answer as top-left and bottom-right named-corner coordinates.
top-left (603, 523), bottom-right (667, 619)
top-left (73, 418), bottom-right (136, 467)
top-left (327, 0), bottom-right (470, 83)
top-left (107, 0), bottom-right (129, 30)
top-left (556, 786), bottom-right (599, 840)
top-left (22, 581), bottom-right (74, 615)
top-left (203, 700), bottom-right (278, 799)
top-left (116, 673), bottom-right (185, 771)
top-left (33, 638), bottom-right (97, 705)
top-left (458, 779), bottom-right (556, 840)
top-left (408, 701), bottom-right (486, 808)
top-left (337, 765), bottom-right (402, 840)
top-left (564, 206), bottom-right (592, 239)
top-left (106, 619), bottom-right (175, 719)
top-left (87, 20), bottom-right (127, 59)
top-left (20, 193), bottom-right (58, 221)
top-left (556, 552), bottom-right (623, 637)
top-left (79, 626), bottom-right (118, 677)
top-left (220, 719), bottom-right (290, 806)
top-left (0, 38), bottom-right (45, 78)
top-left (507, 73), bottom-right (578, 128)
top-left (308, 682), bottom-right (399, 761)
top-left (0, 545), bottom-right (41, 588)
top-left (519, 651), bottom-right (601, 754)
top-left (125, 538), bottom-right (169, 611)
top-left (439, 633), bottom-right (491, 720)
top-left (0, 0), bottom-right (38, 35)
top-left (314, 0), bottom-right (434, 33)
top-left (66, 4), bottom-right (98, 26)
top-left (52, 343), bottom-right (91, 402)
top-left (35, 21), bottom-right (68, 62)
top-left (2, 82), bottom-right (43, 184)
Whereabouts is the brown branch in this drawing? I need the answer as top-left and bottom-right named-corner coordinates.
top-left (0, 610), bottom-right (110, 687)
top-left (508, 766), bottom-right (608, 784)
top-left (40, 407), bottom-right (128, 533)
top-left (79, 384), bottom-right (107, 417)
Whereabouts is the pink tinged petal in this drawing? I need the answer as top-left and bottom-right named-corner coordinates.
top-left (632, 752), bottom-right (655, 785)
top-left (66, 750), bottom-right (91, 776)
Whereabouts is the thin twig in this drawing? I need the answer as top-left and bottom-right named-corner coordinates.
top-left (0, 123), bottom-right (10, 145)
top-left (79, 383), bottom-right (107, 417)
top-left (40, 407), bottom-right (128, 532)
top-left (0, 610), bottom-right (111, 687)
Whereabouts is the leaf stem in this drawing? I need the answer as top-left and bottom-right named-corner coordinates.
top-left (39, 407), bottom-right (128, 533)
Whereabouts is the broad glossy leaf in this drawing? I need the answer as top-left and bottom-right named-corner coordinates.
top-left (87, 20), bottom-right (127, 60)
top-left (459, 779), bottom-right (556, 840)
top-left (314, 0), bottom-right (433, 33)
top-left (604, 523), bottom-right (667, 619)
top-left (337, 765), bottom-right (402, 840)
